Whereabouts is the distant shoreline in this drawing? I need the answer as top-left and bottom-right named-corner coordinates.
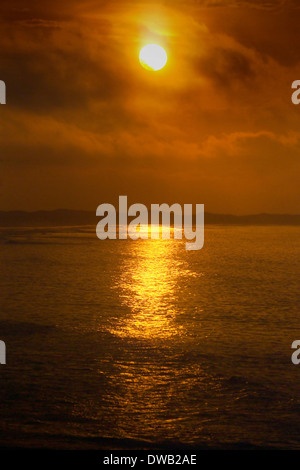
top-left (0, 209), bottom-right (300, 227)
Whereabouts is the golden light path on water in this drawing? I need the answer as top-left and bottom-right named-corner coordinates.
top-left (105, 231), bottom-right (208, 442)
top-left (110, 226), bottom-right (198, 340)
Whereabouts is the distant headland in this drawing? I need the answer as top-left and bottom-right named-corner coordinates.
top-left (0, 209), bottom-right (300, 227)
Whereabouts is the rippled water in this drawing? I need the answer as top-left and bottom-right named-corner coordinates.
top-left (0, 225), bottom-right (300, 449)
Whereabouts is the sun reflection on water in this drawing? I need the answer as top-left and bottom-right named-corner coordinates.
top-left (110, 237), bottom-right (196, 339)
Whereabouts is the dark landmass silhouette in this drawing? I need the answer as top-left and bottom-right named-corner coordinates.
top-left (0, 209), bottom-right (300, 227)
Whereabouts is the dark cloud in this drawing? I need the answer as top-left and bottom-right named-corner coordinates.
top-left (0, 0), bottom-right (297, 23)
top-left (200, 3), bottom-right (300, 67)
top-left (2, 49), bottom-right (128, 112)
top-left (196, 47), bottom-right (255, 87)
top-left (0, 19), bottom-right (133, 113)
top-left (190, 0), bottom-right (286, 9)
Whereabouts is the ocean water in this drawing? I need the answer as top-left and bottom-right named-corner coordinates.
top-left (0, 225), bottom-right (300, 449)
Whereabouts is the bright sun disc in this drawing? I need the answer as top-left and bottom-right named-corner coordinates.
top-left (139, 44), bottom-right (167, 71)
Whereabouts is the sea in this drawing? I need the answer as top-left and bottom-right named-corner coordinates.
top-left (0, 225), bottom-right (300, 449)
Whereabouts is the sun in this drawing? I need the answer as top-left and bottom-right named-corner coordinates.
top-left (139, 44), bottom-right (168, 71)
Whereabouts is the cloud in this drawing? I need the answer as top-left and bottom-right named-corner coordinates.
top-left (0, 0), bottom-right (297, 25)
top-left (189, 0), bottom-right (286, 9)
top-left (0, 0), bottom-right (299, 213)
top-left (0, 18), bottom-right (135, 113)
top-left (195, 45), bottom-right (255, 89)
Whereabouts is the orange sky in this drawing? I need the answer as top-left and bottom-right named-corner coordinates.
top-left (1, 0), bottom-right (300, 214)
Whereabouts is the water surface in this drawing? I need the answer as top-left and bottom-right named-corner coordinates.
top-left (0, 225), bottom-right (299, 449)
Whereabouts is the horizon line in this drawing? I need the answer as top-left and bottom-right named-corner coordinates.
top-left (0, 208), bottom-right (300, 217)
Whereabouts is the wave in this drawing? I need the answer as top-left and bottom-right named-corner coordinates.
top-left (0, 319), bottom-right (57, 337)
